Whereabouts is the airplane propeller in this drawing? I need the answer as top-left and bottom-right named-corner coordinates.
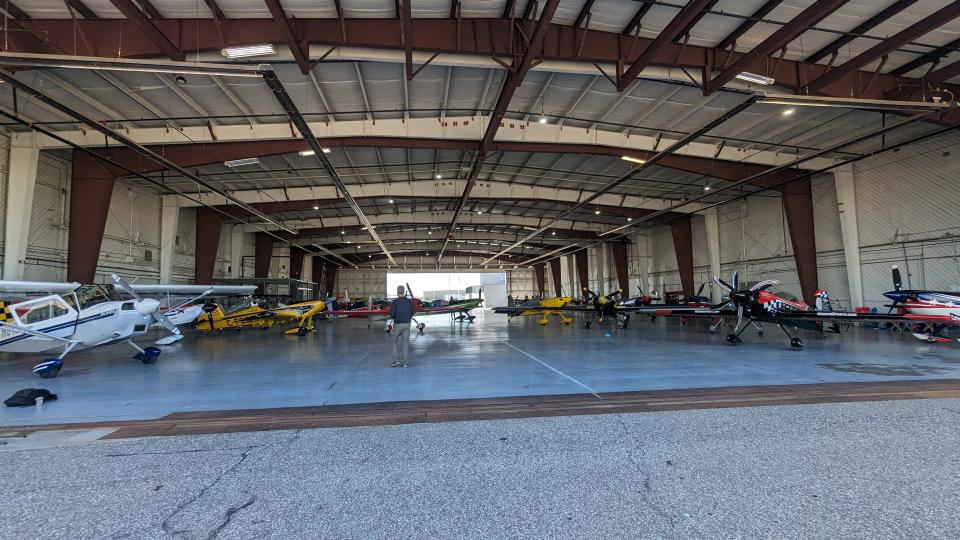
top-left (887, 265), bottom-right (906, 313)
top-left (713, 271), bottom-right (781, 332)
top-left (111, 274), bottom-right (183, 345)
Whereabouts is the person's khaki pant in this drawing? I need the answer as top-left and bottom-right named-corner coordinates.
top-left (391, 323), bottom-right (411, 364)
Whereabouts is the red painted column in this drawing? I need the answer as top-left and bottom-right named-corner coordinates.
top-left (533, 263), bottom-right (546, 298)
top-left (575, 249), bottom-right (589, 296)
top-left (670, 216), bottom-right (695, 297)
top-left (780, 177), bottom-right (818, 305)
top-left (194, 208), bottom-right (222, 284)
top-left (611, 242), bottom-right (630, 293)
top-left (289, 249), bottom-right (304, 280)
top-left (549, 258), bottom-right (563, 297)
top-left (311, 256), bottom-right (322, 298)
top-left (324, 263), bottom-right (338, 296)
top-left (254, 233), bottom-right (273, 278)
top-left (68, 153), bottom-right (117, 283)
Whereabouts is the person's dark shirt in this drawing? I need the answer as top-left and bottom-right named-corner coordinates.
top-left (389, 296), bottom-right (415, 323)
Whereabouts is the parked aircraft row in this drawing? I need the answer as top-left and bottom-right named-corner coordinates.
top-left (0, 266), bottom-right (955, 379)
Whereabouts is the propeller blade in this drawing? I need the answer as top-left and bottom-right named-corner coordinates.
top-left (110, 273), bottom-right (140, 300)
top-left (892, 265), bottom-right (903, 291)
top-left (713, 275), bottom-right (733, 293)
top-left (736, 304), bottom-right (744, 330)
top-left (749, 279), bottom-right (781, 292)
top-left (152, 311), bottom-right (183, 345)
top-left (731, 270), bottom-right (739, 291)
top-left (696, 283), bottom-right (705, 297)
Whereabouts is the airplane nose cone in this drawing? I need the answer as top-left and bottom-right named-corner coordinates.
top-left (135, 298), bottom-right (161, 316)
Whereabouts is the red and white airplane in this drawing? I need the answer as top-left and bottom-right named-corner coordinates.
top-left (883, 265), bottom-right (960, 343)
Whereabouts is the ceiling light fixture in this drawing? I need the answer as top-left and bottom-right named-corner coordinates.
top-left (436, 174), bottom-right (443, 179)
top-left (704, 185), bottom-right (712, 191)
top-left (627, 217), bottom-right (633, 221)
top-left (735, 72), bottom-right (775, 86)
top-left (782, 108), bottom-right (796, 116)
top-left (388, 199), bottom-right (394, 204)
top-left (224, 157), bottom-right (259, 168)
top-left (221, 44), bottom-right (277, 59)
top-left (620, 156), bottom-right (646, 165)
top-left (313, 204), bottom-right (320, 210)
top-left (538, 117), bottom-right (548, 124)
top-left (594, 210), bottom-right (601, 215)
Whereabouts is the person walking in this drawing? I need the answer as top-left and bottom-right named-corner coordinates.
top-left (388, 285), bottom-right (414, 367)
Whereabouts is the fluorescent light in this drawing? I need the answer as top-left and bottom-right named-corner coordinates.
top-left (388, 199), bottom-right (394, 203)
top-left (538, 117), bottom-right (548, 124)
top-left (782, 108), bottom-right (796, 116)
top-left (621, 156), bottom-right (646, 164)
top-left (436, 174), bottom-right (442, 179)
top-left (627, 217), bottom-right (633, 221)
top-left (477, 210), bottom-right (483, 214)
top-left (312, 205), bottom-right (319, 210)
top-left (428, 231), bottom-right (433, 235)
top-left (221, 44), bottom-right (276, 59)
top-left (735, 72), bottom-right (775, 85)
top-left (594, 210), bottom-right (600, 215)
top-left (298, 148), bottom-right (330, 156)
top-left (704, 185), bottom-right (712, 191)
top-left (224, 157), bottom-right (259, 168)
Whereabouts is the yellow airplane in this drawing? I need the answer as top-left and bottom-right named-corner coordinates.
top-left (194, 299), bottom-right (327, 335)
top-left (494, 296), bottom-right (574, 325)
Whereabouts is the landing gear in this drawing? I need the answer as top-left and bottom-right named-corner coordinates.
top-left (32, 358), bottom-right (63, 379)
top-left (128, 341), bottom-right (161, 364)
top-left (417, 322), bottom-right (426, 334)
top-left (725, 334), bottom-right (742, 345)
top-left (753, 322), bottom-right (764, 336)
top-left (778, 324), bottom-right (803, 350)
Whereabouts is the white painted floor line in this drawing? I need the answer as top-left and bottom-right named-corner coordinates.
top-left (502, 342), bottom-right (603, 400)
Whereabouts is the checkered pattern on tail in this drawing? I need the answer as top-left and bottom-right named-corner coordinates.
top-left (0, 301), bottom-right (11, 322)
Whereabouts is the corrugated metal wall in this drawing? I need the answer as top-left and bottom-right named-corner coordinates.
top-left (854, 131), bottom-right (960, 304)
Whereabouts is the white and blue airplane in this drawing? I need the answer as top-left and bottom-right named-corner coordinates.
top-left (0, 275), bottom-right (255, 378)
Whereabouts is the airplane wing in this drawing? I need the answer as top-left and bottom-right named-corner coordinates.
top-left (0, 281), bottom-right (81, 294)
top-left (130, 284), bottom-right (257, 296)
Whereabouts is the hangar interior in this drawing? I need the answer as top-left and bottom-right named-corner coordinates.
top-left (1, 0), bottom-right (960, 537)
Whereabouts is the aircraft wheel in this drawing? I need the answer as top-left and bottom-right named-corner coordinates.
top-left (708, 326), bottom-right (716, 334)
top-left (137, 346), bottom-right (162, 364)
top-left (790, 338), bottom-right (803, 349)
top-left (467, 315), bottom-right (476, 323)
top-left (418, 323), bottom-right (426, 333)
top-left (38, 367), bottom-right (60, 379)
top-left (297, 327), bottom-right (309, 336)
top-left (725, 334), bottom-right (741, 345)
top-left (584, 321), bottom-right (592, 329)
top-left (622, 322), bottom-right (629, 329)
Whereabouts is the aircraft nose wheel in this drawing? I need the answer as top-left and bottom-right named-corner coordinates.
top-left (790, 338), bottom-right (803, 349)
top-left (725, 334), bottom-right (742, 345)
top-left (33, 358), bottom-right (63, 378)
top-left (417, 323), bottom-right (426, 333)
top-left (134, 346), bottom-right (162, 364)
top-left (584, 321), bottom-right (592, 329)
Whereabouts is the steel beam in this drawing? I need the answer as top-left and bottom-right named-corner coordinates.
top-left (254, 232), bottom-right (273, 278)
top-left (610, 242), bottom-right (629, 293)
top-left (66, 1), bottom-right (99, 19)
top-left (622, 2), bottom-right (652, 36)
top-left (619, 0), bottom-right (715, 91)
top-left (9, 18), bottom-right (958, 102)
top-left (805, 0), bottom-right (918, 64)
top-left (195, 207), bottom-right (222, 284)
top-left (808, 3), bottom-right (960, 92)
top-left (1, 2), bottom-right (29, 19)
top-left (707, 0), bottom-right (846, 94)
top-left (439, 0), bottom-right (561, 260)
top-left (670, 215), bottom-right (694, 297)
top-left (889, 37), bottom-right (960, 78)
top-left (264, 0), bottom-right (310, 74)
top-left (781, 177), bottom-right (818, 305)
top-left (107, 0), bottom-right (184, 61)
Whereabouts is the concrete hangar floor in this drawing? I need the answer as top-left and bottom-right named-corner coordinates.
top-left (2, 312), bottom-right (960, 538)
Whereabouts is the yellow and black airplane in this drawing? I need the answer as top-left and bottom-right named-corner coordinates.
top-left (194, 299), bottom-right (327, 335)
top-left (493, 296), bottom-right (574, 325)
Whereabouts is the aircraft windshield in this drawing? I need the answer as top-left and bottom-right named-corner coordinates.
top-left (69, 285), bottom-right (123, 309)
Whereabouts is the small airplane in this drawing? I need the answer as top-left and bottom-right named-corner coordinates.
top-left (882, 265), bottom-right (960, 343)
top-left (631, 271), bottom-right (921, 349)
top-left (193, 298), bottom-right (327, 335)
top-left (323, 283), bottom-right (484, 333)
top-left (111, 277), bottom-right (257, 344)
top-left (493, 296), bottom-right (575, 325)
top-left (0, 278), bottom-right (164, 378)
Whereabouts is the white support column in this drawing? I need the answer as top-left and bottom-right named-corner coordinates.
top-left (634, 231), bottom-right (650, 296)
top-left (834, 164), bottom-right (863, 308)
top-left (230, 226), bottom-right (245, 278)
top-left (159, 196), bottom-right (179, 283)
top-left (3, 139), bottom-right (40, 280)
top-left (560, 254), bottom-right (571, 297)
top-left (704, 208), bottom-right (722, 303)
